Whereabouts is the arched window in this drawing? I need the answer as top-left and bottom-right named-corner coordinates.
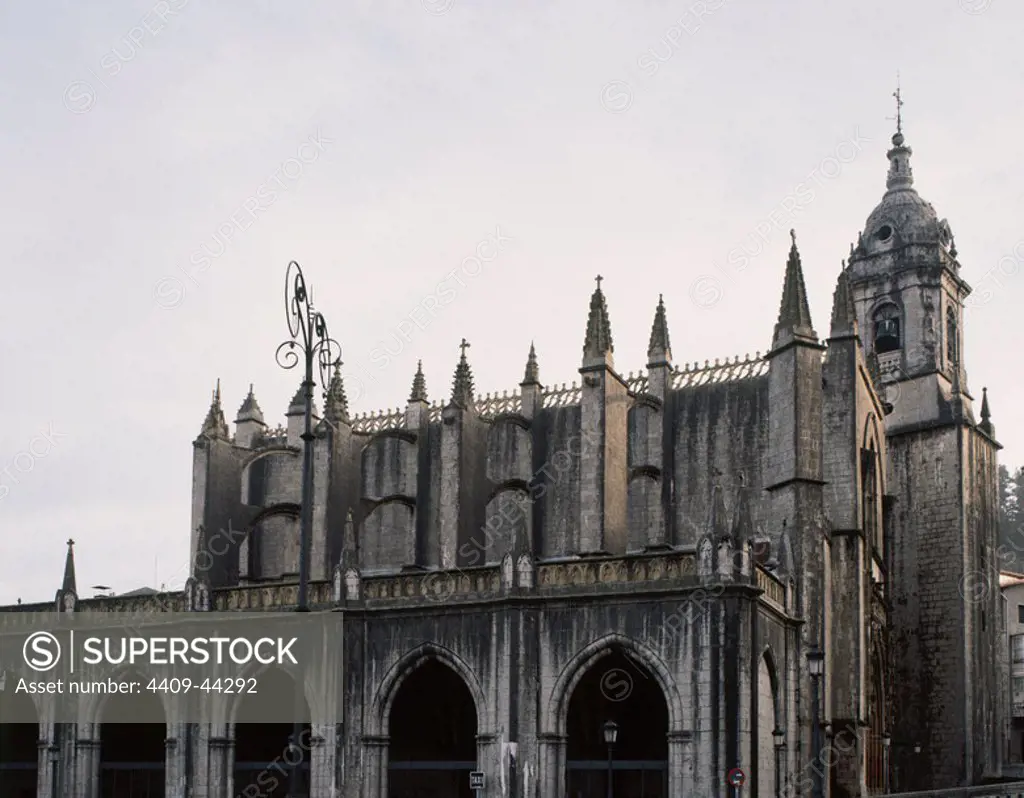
top-left (862, 445), bottom-right (881, 554)
top-left (873, 305), bottom-right (901, 354)
top-left (946, 307), bottom-right (958, 366)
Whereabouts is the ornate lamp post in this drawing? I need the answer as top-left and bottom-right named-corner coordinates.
top-left (275, 260), bottom-right (341, 798)
top-left (773, 728), bottom-right (786, 798)
top-left (602, 720), bottom-right (619, 798)
top-left (808, 649), bottom-right (825, 798)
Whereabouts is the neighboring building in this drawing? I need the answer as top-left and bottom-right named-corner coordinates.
top-left (0, 117), bottom-right (1005, 798)
top-left (1002, 573), bottom-right (1024, 768)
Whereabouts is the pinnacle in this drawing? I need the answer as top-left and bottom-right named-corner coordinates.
top-left (829, 267), bottom-right (858, 338)
top-left (200, 379), bottom-right (230, 439)
top-left (647, 294), bottom-right (672, 366)
top-left (583, 275), bottom-right (614, 362)
top-left (980, 386), bottom-right (995, 437)
top-left (771, 230), bottom-right (817, 349)
top-left (324, 362), bottom-right (350, 423)
top-left (522, 342), bottom-right (540, 385)
top-left (708, 484), bottom-right (730, 542)
top-left (236, 384), bottom-right (265, 423)
top-left (61, 538), bottom-right (77, 595)
top-left (410, 360), bottom-right (428, 403)
top-left (450, 339), bottom-right (475, 409)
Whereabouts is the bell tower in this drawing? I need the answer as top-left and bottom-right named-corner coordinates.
top-left (845, 85), bottom-right (971, 431)
top-left (845, 89), bottom-right (1003, 788)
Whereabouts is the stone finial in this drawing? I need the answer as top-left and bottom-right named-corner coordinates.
top-left (885, 81), bottom-right (914, 191)
top-left (647, 294), bottom-right (672, 367)
top-left (829, 267), bottom-right (858, 338)
top-left (235, 384), bottom-right (265, 424)
top-left (343, 510), bottom-right (358, 561)
top-left (950, 235), bottom-right (958, 259)
top-left (522, 342), bottom-right (540, 386)
top-left (771, 230), bottom-right (817, 349)
top-left (200, 379), bottom-right (230, 439)
top-left (582, 275), bottom-right (614, 364)
top-left (980, 387), bottom-right (995, 437)
top-left (731, 485), bottom-right (754, 542)
top-left (409, 360), bottom-right (428, 403)
top-left (61, 538), bottom-right (77, 595)
top-left (450, 338), bottom-right (475, 409)
top-left (324, 361), bottom-right (350, 424)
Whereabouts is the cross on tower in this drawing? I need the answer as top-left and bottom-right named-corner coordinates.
top-left (67, 538), bottom-right (75, 547)
top-left (459, 338), bottom-right (471, 357)
top-left (890, 73), bottom-right (904, 134)
top-left (595, 274), bottom-right (603, 291)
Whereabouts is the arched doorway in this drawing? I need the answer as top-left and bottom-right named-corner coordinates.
top-left (0, 686), bottom-right (39, 798)
top-left (566, 648), bottom-right (669, 797)
top-left (756, 652), bottom-right (780, 798)
top-left (389, 658), bottom-right (478, 797)
top-left (234, 668), bottom-right (311, 798)
top-left (99, 689), bottom-right (166, 798)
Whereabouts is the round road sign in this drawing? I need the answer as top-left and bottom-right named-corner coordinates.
top-left (727, 767), bottom-right (746, 788)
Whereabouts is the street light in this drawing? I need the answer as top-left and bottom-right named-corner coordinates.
top-left (602, 720), bottom-right (619, 798)
top-left (275, 260), bottom-right (341, 798)
top-left (882, 733), bottom-right (891, 794)
top-left (773, 729), bottom-right (786, 798)
top-left (807, 649), bottom-right (825, 798)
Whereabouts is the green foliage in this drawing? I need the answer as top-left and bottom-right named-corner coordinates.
top-left (999, 465), bottom-right (1024, 569)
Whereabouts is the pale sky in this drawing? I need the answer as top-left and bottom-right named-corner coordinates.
top-left (1, 0), bottom-right (1020, 604)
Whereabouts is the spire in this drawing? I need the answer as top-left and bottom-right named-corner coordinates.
top-left (324, 361), bottom-right (349, 423)
top-left (772, 230), bottom-right (816, 349)
top-left (409, 360), bottom-right (428, 402)
top-left (235, 384), bottom-right (265, 423)
top-left (829, 264), bottom-right (858, 338)
top-left (582, 275), bottom-right (614, 365)
top-left (61, 538), bottom-right (77, 595)
top-left (647, 294), bottom-right (672, 366)
top-left (522, 342), bottom-right (540, 386)
top-left (980, 387), bottom-right (995, 437)
top-left (885, 78), bottom-right (914, 191)
top-left (200, 379), bottom-right (230, 439)
top-left (450, 338), bottom-right (475, 409)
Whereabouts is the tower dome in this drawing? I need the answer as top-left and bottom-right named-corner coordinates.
top-left (859, 128), bottom-right (951, 258)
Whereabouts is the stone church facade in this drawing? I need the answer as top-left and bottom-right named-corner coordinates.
top-left (0, 123), bottom-right (1005, 798)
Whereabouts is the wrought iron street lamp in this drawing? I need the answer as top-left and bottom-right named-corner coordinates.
top-left (808, 649), bottom-right (825, 798)
top-left (602, 720), bottom-right (619, 798)
top-left (773, 729), bottom-right (786, 798)
top-left (275, 260), bottom-right (341, 798)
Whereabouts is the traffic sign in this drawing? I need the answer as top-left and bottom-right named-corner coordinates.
top-left (469, 771), bottom-right (485, 789)
top-left (727, 767), bottom-right (746, 788)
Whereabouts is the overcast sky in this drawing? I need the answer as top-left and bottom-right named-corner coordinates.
top-left (0, 0), bottom-right (1020, 604)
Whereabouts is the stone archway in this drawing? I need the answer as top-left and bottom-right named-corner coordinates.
top-left (756, 650), bottom-right (781, 798)
top-left (387, 658), bottom-right (478, 798)
top-left (565, 648), bottom-right (670, 797)
top-left (99, 688), bottom-right (166, 798)
top-left (233, 667), bottom-right (312, 798)
top-left (0, 686), bottom-right (39, 798)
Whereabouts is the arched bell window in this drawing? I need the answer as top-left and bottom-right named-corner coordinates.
top-left (946, 306), bottom-right (958, 366)
top-left (873, 304), bottom-right (901, 354)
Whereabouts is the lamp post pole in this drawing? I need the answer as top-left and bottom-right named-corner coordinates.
top-left (276, 260), bottom-right (341, 798)
top-left (602, 720), bottom-right (619, 798)
top-left (773, 729), bottom-right (785, 798)
top-left (808, 650), bottom-right (824, 798)
top-left (882, 734), bottom-right (891, 795)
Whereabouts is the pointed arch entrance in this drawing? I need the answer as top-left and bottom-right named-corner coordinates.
top-left (99, 688), bottom-right (166, 798)
top-left (0, 687), bottom-right (39, 798)
top-left (565, 648), bottom-right (669, 797)
top-left (388, 658), bottom-right (478, 798)
top-left (234, 667), bottom-right (311, 798)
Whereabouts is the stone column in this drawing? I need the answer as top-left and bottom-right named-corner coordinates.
top-left (208, 734), bottom-right (233, 798)
top-left (74, 732), bottom-right (100, 798)
top-left (309, 725), bottom-right (336, 797)
top-left (361, 736), bottom-right (388, 798)
top-left (165, 730), bottom-right (182, 798)
top-left (537, 733), bottom-right (565, 798)
top-left (667, 730), bottom-right (693, 795)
